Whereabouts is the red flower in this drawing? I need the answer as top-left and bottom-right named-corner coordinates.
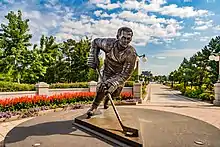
top-left (0, 92), bottom-right (133, 111)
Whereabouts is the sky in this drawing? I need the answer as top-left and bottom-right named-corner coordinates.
top-left (0, 0), bottom-right (220, 76)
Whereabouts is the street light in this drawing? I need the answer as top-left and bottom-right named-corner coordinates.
top-left (209, 53), bottom-right (220, 106)
top-left (170, 73), bottom-right (174, 88)
top-left (136, 54), bottom-right (147, 82)
top-left (209, 53), bottom-right (220, 82)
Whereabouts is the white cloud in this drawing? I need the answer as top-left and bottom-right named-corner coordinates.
top-left (160, 4), bottom-right (210, 18)
top-left (94, 10), bottom-right (102, 17)
top-left (57, 9), bottom-right (183, 46)
top-left (96, 3), bottom-right (120, 10)
top-left (155, 48), bottom-right (200, 58)
top-left (200, 36), bottom-right (210, 42)
top-left (193, 25), bottom-right (209, 30)
top-left (94, 11), bottom-right (117, 18)
top-left (120, 0), bottom-right (211, 18)
top-left (195, 19), bottom-right (213, 26)
top-left (180, 38), bottom-right (188, 42)
top-left (118, 11), bottom-right (176, 25)
top-left (214, 25), bottom-right (220, 30)
top-left (156, 56), bottom-right (166, 59)
top-left (184, 0), bottom-right (192, 2)
top-left (121, 0), bottom-right (144, 10)
top-left (89, 0), bottom-right (110, 4)
top-left (192, 18), bottom-right (213, 31)
top-left (102, 0), bottom-right (212, 19)
top-left (207, 0), bottom-right (215, 3)
top-left (0, 0), bottom-right (215, 51)
top-left (0, 1), bottom-right (64, 45)
top-left (182, 32), bottom-right (200, 38)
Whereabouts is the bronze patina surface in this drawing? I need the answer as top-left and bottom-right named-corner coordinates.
top-left (74, 107), bottom-right (142, 147)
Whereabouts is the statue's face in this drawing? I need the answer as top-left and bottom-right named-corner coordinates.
top-left (118, 31), bottom-right (132, 48)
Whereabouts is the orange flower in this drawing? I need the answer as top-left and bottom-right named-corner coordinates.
top-left (0, 92), bottom-right (133, 111)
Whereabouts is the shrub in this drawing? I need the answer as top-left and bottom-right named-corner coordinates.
top-left (209, 94), bottom-right (215, 102)
top-left (142, 83), bottom-right (147, 97)
top-left (0, 81), bottom-right (35, 92)
top-left (184, 88), bottom-right (203, 98)
top-left (50, 82), bottom-right (89, 88)
top-left (125, 81), bottom-right (134, 87)
top-left (173, 83), bottom-right (184, 91)
top-left (199, 93), bottom-right (210, 101)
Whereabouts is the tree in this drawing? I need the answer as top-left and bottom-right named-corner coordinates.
top-left (21, 44), bottom-right (47, 83)
top-left (38, 35), bottom-right (62, 83)
top-left (168, 35), bottom-right (220, 93)
top-left (0, 10), bottom-right (32, 83)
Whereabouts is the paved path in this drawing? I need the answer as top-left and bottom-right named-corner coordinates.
top-left (127, 84), bottom-right (220, 129)
top-left (1, 84), bottom-right (220, 146)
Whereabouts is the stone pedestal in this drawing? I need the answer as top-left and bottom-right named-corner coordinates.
top-left (89, 81), bottom-right (97, 92)
top-left (213, 82), bottom-right (220, 106)
top-left (133, 82), bottom-right (142, 103)
top-left (35, 82), bottom-right (49, 96)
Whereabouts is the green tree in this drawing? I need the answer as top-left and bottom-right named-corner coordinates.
top-left (22, 44), bottom-right (47, 83)
top-left (38, 35), bottom-right (62, 83)
top-left (0, 10), bottom-right (32, 83)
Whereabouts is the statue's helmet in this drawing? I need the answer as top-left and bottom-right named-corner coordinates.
top-left (116, 27), bottom-right (133, 48)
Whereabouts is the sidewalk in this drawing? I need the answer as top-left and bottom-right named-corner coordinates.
top-left (137, 84), bottom-right (220, 129)
top-left (0, 117), bottom-right (34, 145)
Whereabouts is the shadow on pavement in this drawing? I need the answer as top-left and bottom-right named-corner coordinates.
top-left (5, 120), bottom-right (91, 144)
top-left (5, 118), bottom-right (117, 146)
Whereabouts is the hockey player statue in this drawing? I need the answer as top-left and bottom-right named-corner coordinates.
top-left (87, 27), bottom-right (137, 116)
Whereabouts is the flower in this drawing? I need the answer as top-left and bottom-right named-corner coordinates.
top-left (0, 92), bottom-right (133, 112)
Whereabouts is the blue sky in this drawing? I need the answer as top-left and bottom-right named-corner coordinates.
top-left (0, 0), bottom-right (220, 75)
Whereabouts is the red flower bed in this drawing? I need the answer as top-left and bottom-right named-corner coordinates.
top-left (0, 92), bottom-right (133, 112)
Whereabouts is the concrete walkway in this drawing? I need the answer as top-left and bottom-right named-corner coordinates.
top-left (125, 84), bottom-right (220, 129)
top-left (1, 83), bottom-right (220, 145)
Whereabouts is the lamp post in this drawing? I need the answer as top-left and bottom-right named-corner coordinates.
top-left (209, 53), bottom-right (220, 106)
top-left (209, 54), bottom-right (220, 82)
top-left (170, 73), bottom-right (174, 88)
top-left (133, 54), bottom-right (147, 103)
top-left (136, 54), bottom-right (147, 83)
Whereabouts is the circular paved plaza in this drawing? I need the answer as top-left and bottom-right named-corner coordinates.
top-left (3, 106), bottom-right (220, 147)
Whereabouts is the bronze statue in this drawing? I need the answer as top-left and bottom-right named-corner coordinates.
top-left (87, 27), bottom-right (137, 116)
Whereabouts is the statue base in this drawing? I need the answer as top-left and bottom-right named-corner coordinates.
top-left (73, 107), bottom-right (142, 147)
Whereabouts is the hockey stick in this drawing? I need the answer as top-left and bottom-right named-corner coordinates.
top-left (96, 68), bottom-right (139, 137)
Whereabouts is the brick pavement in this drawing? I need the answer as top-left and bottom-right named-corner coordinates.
top-left (0, 83), bottom-right (220, 144)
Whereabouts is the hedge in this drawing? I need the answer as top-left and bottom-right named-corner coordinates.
top-left (50, 82), bottom-right (88, 88)
top-left (0, 81), bottom-right (135, 92)
top-left (0, 81), bottom-right (35, 92)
